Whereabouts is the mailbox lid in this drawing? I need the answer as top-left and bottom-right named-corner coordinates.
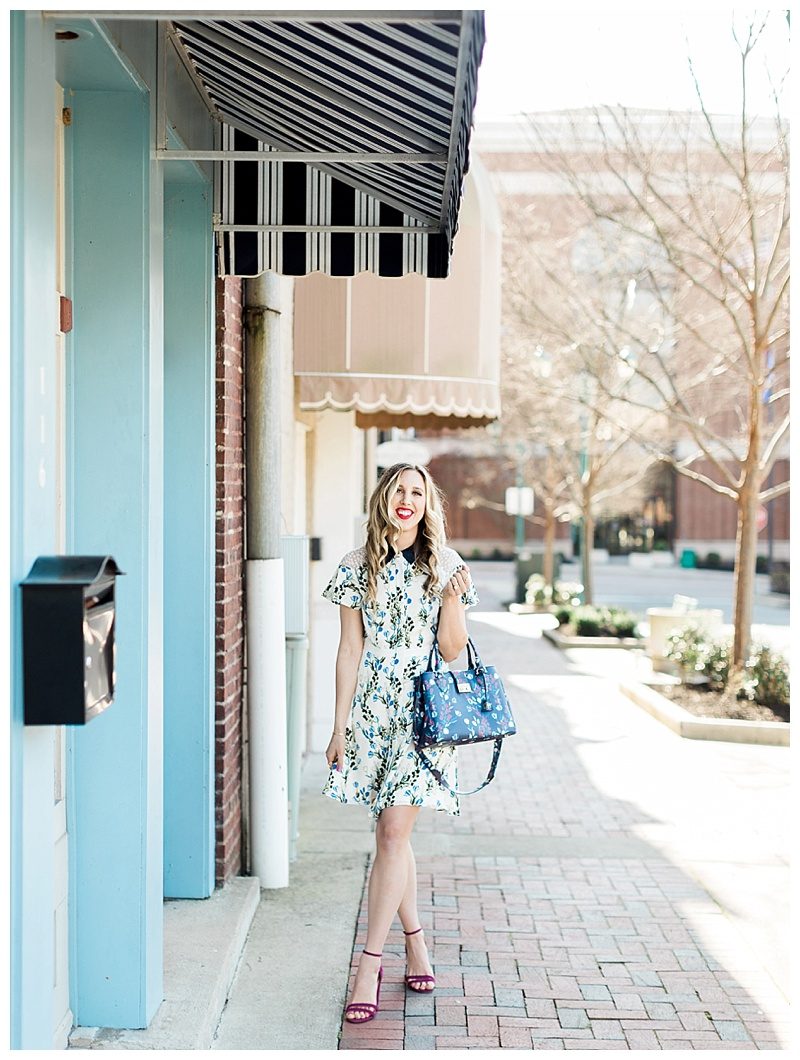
top-left (21, 555), bottom-right (125, 586)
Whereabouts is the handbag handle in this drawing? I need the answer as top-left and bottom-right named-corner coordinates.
top-left (417, 737), bottom-right (504, 796)
top-left (427, 615), bottom-right (484, 673)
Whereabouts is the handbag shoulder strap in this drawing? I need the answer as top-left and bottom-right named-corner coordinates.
top-left (417, 737), bottom-right (504, 797)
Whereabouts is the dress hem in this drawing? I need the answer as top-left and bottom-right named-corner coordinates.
top-left (322, 786), bottom-right (460, 820)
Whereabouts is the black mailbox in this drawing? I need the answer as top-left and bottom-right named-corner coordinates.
top-left (21, 556), bottom-right (125, 725)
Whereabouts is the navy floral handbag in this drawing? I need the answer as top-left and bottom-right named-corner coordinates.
top-left (413, 631), bottom-right (516, 796)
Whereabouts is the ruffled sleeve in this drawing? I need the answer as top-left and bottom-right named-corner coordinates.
top-left (322, 552), bottom-right (366, 610)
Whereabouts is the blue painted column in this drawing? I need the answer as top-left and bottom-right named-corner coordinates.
top-left (163, 179), bottom-right (216, 898)
top-left (66, 86), bottom-right (164, 1028)
top-left (10, 12), bottom-right (60, 1049)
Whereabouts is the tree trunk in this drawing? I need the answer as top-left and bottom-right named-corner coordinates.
top-left (732, 483), bottom-right (759, 667)
top-left (580, 501), bottom-right (594, 606)
top-left (543, 503), bottom-right (556, 591)
top-left (732, 382), bottom-right (763, 669)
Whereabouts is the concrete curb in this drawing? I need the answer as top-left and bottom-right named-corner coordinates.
top-left (620, 680), bottom-right (790, 746)
top-left (68, 876), bottom-right (261, 1050)
top-left (544, 626), bottom-right (641, 650)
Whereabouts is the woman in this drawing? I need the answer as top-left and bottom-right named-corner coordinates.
top-left (322, 462), bottom-right (478, 1024)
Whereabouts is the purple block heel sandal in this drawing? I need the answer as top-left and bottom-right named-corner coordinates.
top-left (403, 927), bottom-right (436, 992)
top-left (344, 950), bottom-right (383, 1024)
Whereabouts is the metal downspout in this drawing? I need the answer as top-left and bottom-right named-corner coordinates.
top-left (244, 271), bottom-right (289, 888)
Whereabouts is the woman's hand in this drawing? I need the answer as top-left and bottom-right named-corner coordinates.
top-left (326, 732), bottom-right (346, 771)
top-left (443, 565), bottom-right (472, 600)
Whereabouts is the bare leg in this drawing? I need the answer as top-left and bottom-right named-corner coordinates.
top-left (346, 806), bottom-right (420, 1020)
top-left (397, 843), bottom-right (435, 989)
top-left (397, 842), bottom-right (419, 930)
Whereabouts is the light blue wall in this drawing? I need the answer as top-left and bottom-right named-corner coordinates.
top-left (10, 12), bottom-right (61, 1050)
top-left (65, 84), bottom-right (164, 1027)
top-left (12, 13), bottom-right (218, 1042)
top-left (163, 178), bottom-right (216, 898)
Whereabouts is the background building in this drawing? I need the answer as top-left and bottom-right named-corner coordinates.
top-left (433, 114), bottom-right (790, 567)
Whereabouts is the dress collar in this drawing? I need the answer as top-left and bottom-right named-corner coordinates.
top-left (386, 542), bottom-right (418, 565)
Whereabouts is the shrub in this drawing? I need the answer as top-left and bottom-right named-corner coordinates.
top-left (705, 551), bottom-right (722, 569)
top-left (554, 605), bottom-right (573, 627)
top-left (739, 645), bottom-right (790, 709)
top-left (574, 607), bottom-right (602, 637)
top-left (525, 573), bottom-right (548, 607)
top-left (608, 609), bottom-right (639, 638)
top-left (666, 622), bottom-right (715, 678)
top-left (665, 623), bottom-right (732, 688)
top-left (572, 605), bottom-right (640, 638)
top-left (470, 547), bottom-right (482, 560)
top-left (702, 639), bottom-right (732, 690)
top-left (490, 547), bottom-right (504, 560)
top-left (555, 581), bottom-right (584, 606)
top-left (525, 575), bottom-right (584, 609)
top-left (653, 539), bottom-right (670, 551)
top-left (755, 555), bottom-right (769, 574)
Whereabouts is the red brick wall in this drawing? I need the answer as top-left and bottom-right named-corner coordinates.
top-left (675, 458), bottom-right (790, 546)
top-left (215, 277), bottom-right (246, 884)
top-left (427, 453), bottom-right (572, 547)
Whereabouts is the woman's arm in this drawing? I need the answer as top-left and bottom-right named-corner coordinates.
top-left (437, 566), bottom-right (472, 663)
top-left (325, 605), bottom-right (364, 769)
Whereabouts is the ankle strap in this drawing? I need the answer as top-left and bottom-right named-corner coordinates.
top-left (403, 927), bottom-right (423, 937)
top-left (362, 949), bottom-right (382, 958)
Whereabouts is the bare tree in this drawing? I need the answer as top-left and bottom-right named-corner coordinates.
top-left (519, 16), bottom-right (789, 665)
top-left (500, 325), bottom-right (655, 604)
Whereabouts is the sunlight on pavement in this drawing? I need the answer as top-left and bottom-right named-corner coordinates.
top-left (468, 610), bottom-right (558, 637)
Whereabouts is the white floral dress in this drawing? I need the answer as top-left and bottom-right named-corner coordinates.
top-left (322, 544), bottom-right (479, 818)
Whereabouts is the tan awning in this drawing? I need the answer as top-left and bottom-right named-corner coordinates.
top-left (293, 155), bottom-right (501, 429)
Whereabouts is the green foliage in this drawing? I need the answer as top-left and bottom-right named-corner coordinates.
top-left (574, 607), bottom-right (601, 636)
top-left (705, 551), bottom-right (722, 568)
top-left (665, 622), bottom-right (730, 685)
top-left (738, 645), bottom-right (790, 709)
top-left (524, 574), bottom-right (583, 609)
top-left (666, 625), bottom-right (788, 705)
top-left (610, 609), bottom-right (639, 638)
top-left (554, 605), bottom-right (573, 627)
top-left (665, 622), bottom-right (710, 675)
top-left (573, 605), bottom-right (640, 638)
top-left (702, 639), bottom-right (732, 690)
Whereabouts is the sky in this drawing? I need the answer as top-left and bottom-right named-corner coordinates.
top-left (472, 4), bottom-right (791, 122)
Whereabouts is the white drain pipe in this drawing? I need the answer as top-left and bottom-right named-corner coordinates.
top-left (244, 271), bottom-right (289, 889)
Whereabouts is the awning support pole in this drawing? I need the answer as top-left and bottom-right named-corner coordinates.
top-left (156, 20), bottom-right (167, 151)
top-left (244, 271), bottom-right (289, 889)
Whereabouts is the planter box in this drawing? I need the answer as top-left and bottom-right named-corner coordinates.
top-left (620, 681), bottom-right (790, 746)
top-left (646, 607), bottom-right (723, 673)
top-left (544, 627), bottom-right (641, 650)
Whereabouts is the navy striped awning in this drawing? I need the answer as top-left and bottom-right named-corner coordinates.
top-left (171, 13), bottom-right (484, 278)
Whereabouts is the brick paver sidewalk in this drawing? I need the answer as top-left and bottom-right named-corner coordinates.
top-left (339, 608), bottom-right (790, 1050)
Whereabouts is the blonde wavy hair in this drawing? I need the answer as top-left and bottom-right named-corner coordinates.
top-left (364, 463), bottom-right (447, 603)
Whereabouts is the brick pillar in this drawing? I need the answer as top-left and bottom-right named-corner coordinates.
top-left (214, 276), bottom-right (246, 884)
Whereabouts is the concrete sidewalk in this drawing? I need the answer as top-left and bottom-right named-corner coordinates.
top-left (214, 574), bottom-right (790, 1051)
